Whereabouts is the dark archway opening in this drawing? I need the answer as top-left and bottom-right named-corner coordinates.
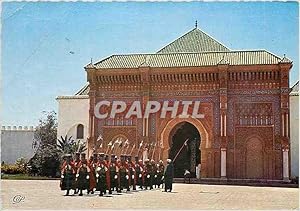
top-left (169, 122), bottom-right (201, 178)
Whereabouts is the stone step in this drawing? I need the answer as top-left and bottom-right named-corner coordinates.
top-left (173, 178), bottom-right (298, 188)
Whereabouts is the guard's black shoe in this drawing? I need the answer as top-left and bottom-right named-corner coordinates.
top-left (109, 190), bottom-right (112, 194)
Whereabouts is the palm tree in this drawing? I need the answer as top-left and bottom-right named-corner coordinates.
top-left (57, 135), bottom-right (87, 155)
top-left (57, 135), bottom-right (74, 154)
top-left (73, 140), bottom-right (87, 153)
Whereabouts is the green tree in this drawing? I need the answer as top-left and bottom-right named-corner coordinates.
top-left (34, 111), bottom-right (57, 146)
top-left (28, 111), bottom-right (60, 177)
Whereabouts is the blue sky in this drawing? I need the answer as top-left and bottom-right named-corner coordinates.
top-left (1, 1), bottom-right (299, 126)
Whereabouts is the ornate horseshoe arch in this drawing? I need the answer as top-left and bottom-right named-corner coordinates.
top-left (159, 116), bottom-right (210, 161)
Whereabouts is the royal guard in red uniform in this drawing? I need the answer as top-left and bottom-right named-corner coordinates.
top-left (76, 155), bottom-right (90, 196)
top-left (108, 154), bottom-right (120, 193)
top-left (134, 157), bottom-right (145, 190)
top-left (151, 159), bottom-right (158, 188)
top-left (143, 159), bottom-right (153, 190)
top-left (72, 152), bottom-right (81, 194)
top-left (157, 160), bottom-right (165, 188)
top-left (119, 154), bottom-right (131, 191)
top-left (88, 154), bottom-right (97, 194)
top-left (127, 155), bottom-right (136, 190)
top-left (95, 153), bottom-right (110, 196)
top-left (60, 154), bottom-right (75, 196)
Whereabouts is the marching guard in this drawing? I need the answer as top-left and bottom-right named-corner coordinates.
top-left (143, 159), bottom-right (153, 190)
top-left (151, 159), bottom-right (159, 188)
top-left (157, 160), bottom-right (165, 188)
top-left (58, 138), bottom-right (179, 197)
top-left (108, 154), bottom-right (120, 193)
top-left (87, 154), bottom-right (97, 194)
top-left (134, 156), bottom-right (144, 190)
top-left (127, 155), bottom-right (136, 191)
top-left (76, 153), bottom-right (90, 196)
top-left (72, 152), bottom-right (81, 194)
top-left (119, 155), bottom-right (130, 191)
top-left (60, 154), bottom-right (75, 196)
top-left (95, 153), bottom-right (110, 196)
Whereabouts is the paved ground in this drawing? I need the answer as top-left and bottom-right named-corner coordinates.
top-left (1, 180), bottom-right (299, 210)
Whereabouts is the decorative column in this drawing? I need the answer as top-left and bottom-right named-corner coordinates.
top-left (85, 63), bottom-right (97, 158)
top-left (139, 58), bottom-right (151, 151)
top-left (221, 148), bottom-right (227, 178)
top-left (218, 59), bottom-right (229, 180)
top-left (282, 148), bottom-right (290, 181)
top-left (278, 59), bottom-right (292, 181)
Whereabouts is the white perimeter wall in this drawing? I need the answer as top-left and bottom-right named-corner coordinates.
top-left (1, 128), bottom-right (35, 164)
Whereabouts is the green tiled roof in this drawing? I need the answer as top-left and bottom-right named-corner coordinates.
top-left (92, 50), bottom-right (286, 69)
top-left (279, 56), bottom-right (292, 63)
top-left (290, 81), bottom-right (299, 96)
top-left (157, 28), bottom-right (230, 53)
top-left (75, 83), bottom-right (89, 95)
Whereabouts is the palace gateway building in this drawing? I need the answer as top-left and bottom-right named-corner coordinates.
top-left (57, 26), bottom-right (293, 181)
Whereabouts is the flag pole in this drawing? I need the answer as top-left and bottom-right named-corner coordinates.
top-left (136, 140), bottom-right (143, 157)
top-left (173, 139), bottom-right (189, 163)
top-left (151, 142), bottom-right (157, 160)
top-left (130, 144), bottom-right (135, 155)
top-left (158, 140), bottom-right (163, 161)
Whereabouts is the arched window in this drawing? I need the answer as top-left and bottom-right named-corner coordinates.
top-left (77, 124), bottom-right (84, 139)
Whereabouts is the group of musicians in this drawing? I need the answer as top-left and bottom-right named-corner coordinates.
top-left (60, 152), bottom-right (174, 196)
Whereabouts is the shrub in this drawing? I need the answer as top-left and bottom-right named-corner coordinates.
top-left (1, 164), bottom-right (27, 174)
top-left (1, 157), bottom-right (29, 174)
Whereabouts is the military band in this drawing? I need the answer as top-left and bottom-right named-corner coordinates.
top-left (60, 152), bottom-right (174, 196)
